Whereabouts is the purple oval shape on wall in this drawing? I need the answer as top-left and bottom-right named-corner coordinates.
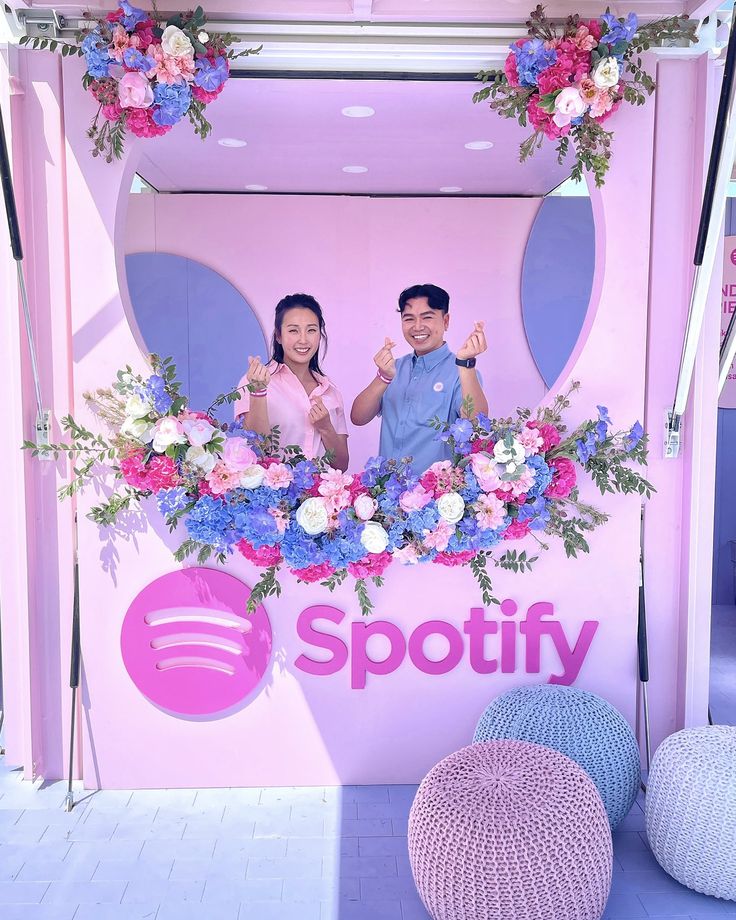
top-left (125, 252), bottom-right (268, 420)
top-left (521, 197), bottom-right (595, 389)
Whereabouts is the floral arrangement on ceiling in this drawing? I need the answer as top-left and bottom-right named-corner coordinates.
top-left (23, 357), bottom-right (653, 617)
top-left (473, 5), bottom-right (697, 186)
top-left (20, 1), bottom-right (259, 162)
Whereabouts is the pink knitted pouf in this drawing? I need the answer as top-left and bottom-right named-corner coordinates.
top-left (408, 741), bottom-right (613, 920)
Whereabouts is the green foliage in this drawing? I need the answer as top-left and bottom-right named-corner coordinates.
top-left (354, 579), bottom-right (374, 617)
top-left (470, 552), bottom-right (499, 606)
top-left (496, 549), bottom-right (538, 573)
top-left (247, 565), bottom-right (282, 614)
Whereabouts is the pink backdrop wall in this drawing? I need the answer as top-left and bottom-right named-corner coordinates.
top-left (0, 50), bottom-right (720, 787)
top-left (123, 193), bottom-right (546, 471)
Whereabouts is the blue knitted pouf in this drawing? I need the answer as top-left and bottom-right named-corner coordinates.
top-left (473, 684), bottom-right (640, 828)
top-left (646, 725), bottom-right (736, 900)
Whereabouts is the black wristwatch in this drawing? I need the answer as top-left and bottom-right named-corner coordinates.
top-left (455, 357), bottom-right (477, 369)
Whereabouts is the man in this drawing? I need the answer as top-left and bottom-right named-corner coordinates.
top-left (350, 283), bottom-right (488, 471)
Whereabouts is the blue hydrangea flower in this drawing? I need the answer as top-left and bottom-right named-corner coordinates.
top-left (526, 455), bottom-right (553, 497)
top-left (82, 30), bottom-right (112, 78)
top-left (156, 487), bottom-right (189, 517)
top-left (123, 48), bottom-right (153, 72)
top-left (361, 456), bottom-right (388, 488)
top-left (232, 505), bottom-right (280, 547)
top-left (512, 38), bottom-right (558, 87)
top-left (140, 375), bottom-right (172, 415)
top-left (118, 0), bottom-right (148, 30)
top-left (185, 495), bottom-right (235, 551)
top-left (459, 470), bottom-right (481, 503)
top-left (152, 81), bottom-right (192, 127)
top-left (195, 55), bottom-right (229, 92)
top-left (406, 505), bottom-right (440, 537)
top-left (281, 525), bottom-right (328, 569)
top-left (624, 421), bottom-right (644, 452)
top-left (600, 11), bottom-right (638, 46)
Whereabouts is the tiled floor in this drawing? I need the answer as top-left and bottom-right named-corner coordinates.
top-left (1, 765), bottom-right (734, 918)
top-left (0, 604), bottom-right (732, 920)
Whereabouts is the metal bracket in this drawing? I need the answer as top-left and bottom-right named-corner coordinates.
top-left (35, 409), bottom-right (52, 459)
top-left (664, 409), bottom-right (682, 459)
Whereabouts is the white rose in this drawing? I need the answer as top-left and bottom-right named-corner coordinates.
top-left (296, 497), bottom-right (329, 535)
top-left (120, 416), bottom-right (153, 443)
top-left (353, 494), bottom-right (377, 521)
top-left (361, 521), bottom-right (389, 554)
top-left (182, 418), bottom-right (217, 447)
top-left (436, 492), bottom-right (466, 525)
top-left (553, 86), bottom-right (586, 127)
top-left (161, 25), bottom-right (194, 59)
top-left (125, 392), bottom-right (152, 420)
top-left (493, 437), bottom-right (526, 473)
top-left (197, 30), bottom-right (209, 43)
top-left (152, 416), bottom-right (187, 453)
top-left (592, 56), bottom-right (620, 89)
top-left (239, 464), bottom-right (266, 490)
top-left (186, 445), bottom-right (217, 475)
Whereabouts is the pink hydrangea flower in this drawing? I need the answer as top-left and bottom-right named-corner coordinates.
top-left (519, 425), bottom-right (545, 457)
top-left (528, 97), bottom-right (568, 140)
top-left (269, 508), bottom-right (289, 534)
top-left (527, 421), bottom-right (561, 451)
top-left (433, 550), bottom-right (477, 567)
top-left (544, 457), bottom-right (577, 499)
top-left (419, 461), bottom-right (464, 497)
top-left (263, 462), bottom-right (294, 490)
top-left (393, 544), bottom-right (421, 565)
top-left (125, 106), bottom-right (171, 138)
top-left (422, 519), bottom-right (454, 552)
top-left (146, 43), bottom-right (196, 85)
top-left (348, 551), bottom-right (393, 579)
top-left (504, 519), bottom-right (532, 540)
top-left (237, 539), bottom-right (282, 567)
top-left (119, 449), bottom-right (179, 491)
top-left (475, 493), bottom-right (506, 530)
top-left (399, 485), bottom-right (433, 513)
top-left (206, 462), bottom-right (241, 495)
top-left (292, 562), bottom-right (336, 583)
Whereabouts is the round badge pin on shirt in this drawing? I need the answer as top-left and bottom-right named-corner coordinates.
top-left (433, 382), bottom-right (444, 393)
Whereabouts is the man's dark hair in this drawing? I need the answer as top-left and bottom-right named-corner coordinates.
top-left (398, 284), bottom-right (450, 315)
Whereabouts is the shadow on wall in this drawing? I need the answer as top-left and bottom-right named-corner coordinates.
top-left (125, 252), bottom-right (268, 420)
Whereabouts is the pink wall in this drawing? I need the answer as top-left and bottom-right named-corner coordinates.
top-left (0, 48), bottom-right (720, 786)
top-left (123, 193), bottom-right (545, 470)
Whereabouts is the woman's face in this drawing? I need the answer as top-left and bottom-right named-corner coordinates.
top-left (277, 307), bottom-right (322, 366)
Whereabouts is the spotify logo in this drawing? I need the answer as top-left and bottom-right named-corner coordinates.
top-left (120, 568), bottom-right (272, 717)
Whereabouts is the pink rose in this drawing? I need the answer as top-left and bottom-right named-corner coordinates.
top-left (117, 71), bottom-right (154, 109)
top-left (399, 485), bottom-right (433, 513)
top-left (519, 425), bottom-right (545, 457)
top-left (221, 437), bottom-right (257, 471)
top-left (553, 86), bottom-right (586, 128)
top-left (182, 417), bottom-right (216, 447)
top-left (353, 494), bottom-right (377, 521)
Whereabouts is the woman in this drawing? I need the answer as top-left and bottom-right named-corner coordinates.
top-left (235, 293), bottom-right (349, 471)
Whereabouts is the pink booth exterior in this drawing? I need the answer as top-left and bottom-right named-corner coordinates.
top-left (0, 40), bottom-right (721, 786)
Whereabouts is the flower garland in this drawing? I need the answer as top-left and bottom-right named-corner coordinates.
top-left (473, 5), bottom-right (696, 186)
top-left (25, 356), bottom-right (653, 616)
top-left (20, 2), bottom-right (259, 162)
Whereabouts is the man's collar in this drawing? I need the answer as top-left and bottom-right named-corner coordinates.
top-left (413, 342), bottom-right (450, 370)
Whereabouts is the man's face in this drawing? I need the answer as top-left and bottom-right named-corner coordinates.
top-left (400, 297), bottom-right (449, 356)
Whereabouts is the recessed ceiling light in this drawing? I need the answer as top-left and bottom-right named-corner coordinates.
top-left (440, 187), bottom-right (463, 193)
top-left (341, 106), bottom-right (376, 118)
top-left (218, 138), bottom-right (247, 148)
top-left (465, 141), bottom-right (494, 150)
top-left (245, 184), bottom-right (268, 191)
top-left (342, 166), bottom-right (368, 173)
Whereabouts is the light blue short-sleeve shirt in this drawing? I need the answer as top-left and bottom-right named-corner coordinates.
top-left (379, 342), bottom-right (477, 473)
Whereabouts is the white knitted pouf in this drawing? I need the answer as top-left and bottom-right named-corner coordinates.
top-left (646, 725), bottom-right (736, 901)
